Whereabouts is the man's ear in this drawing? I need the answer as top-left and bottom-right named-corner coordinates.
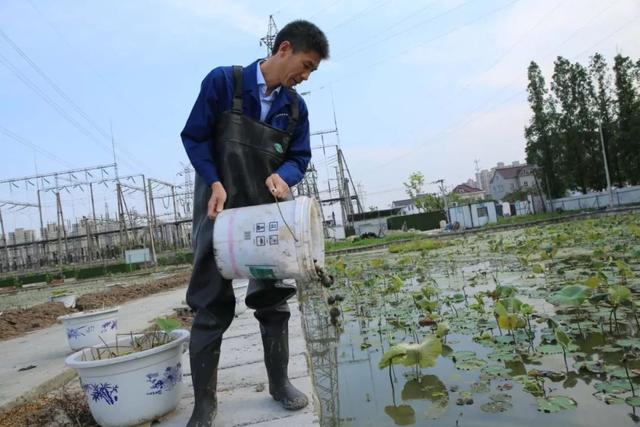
top-left (276, 40), bottom-right (293, 57)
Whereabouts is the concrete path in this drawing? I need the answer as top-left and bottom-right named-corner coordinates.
top-left (0, 285), bottom-right (319, 426)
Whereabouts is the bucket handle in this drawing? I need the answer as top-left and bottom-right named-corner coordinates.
top-left (273, 194), bottom-right (299, 243)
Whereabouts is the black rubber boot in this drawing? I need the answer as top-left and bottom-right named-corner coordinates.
top-left (186, 339), bottom-right (221, 427)
top-left (261, 326), bottom-right (309, 410)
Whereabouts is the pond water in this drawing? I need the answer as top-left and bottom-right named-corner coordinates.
top-left (301, 215), bottom-right (640, 426)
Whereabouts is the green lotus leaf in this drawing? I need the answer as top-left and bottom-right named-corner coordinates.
top-left (379, 335), bottom-right (442, 369)
top-left (626, 396), bottom-right (640, 407)
top-left (615, 338), bottom-right (640, 350)
top-left (536, 395), bottom-right (577, 413)
top-left (608, 368), bottom-right (639, 379)
top-left (548, 285), bottom-right (590, 306)
top-left (608, 285), bottom-right (632, 306)
top-left (384, 405), bottom-right (415, 425)
top-left (481, 365), bottom-right (512, 380)
top-left (155, 317), bottom-right (181, 334)
top-left (574, 360), bottom-right (606, 374)
top-left (455, 357), bottom-right (487, 371)
top-left (555, 328), bottom-right (572, 348)
top-left (480, 399), bottom-right (513, 413)
top-left (538, 344), bottom-right (563, 355)
top-left (436, 321), bottom-right (450, 339)
top-left (470, 381), bottom-right (491, 393)
top-left (594, 380), bottom-right (633, 394)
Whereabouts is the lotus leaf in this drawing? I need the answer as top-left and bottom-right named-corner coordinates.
top-left (384, 405), bottom-right (415, 425)
top-left (536, 395), bottom-right (577, 413)
top-left (548, 285), bottom-right (590, 306)
top-left (594, 380), bottom-right (633, 394)
top-left (455, 357), bottom-right (487, 371)
top-left (608, 285), bottom-right (632, 306)
top-left (626, 396), bottom-right (640, 407)
top-left (379, 335), bottom-right (442, 369)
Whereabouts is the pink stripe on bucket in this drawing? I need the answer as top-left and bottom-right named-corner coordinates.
top-left (227, 211), bottom-right (241, 278)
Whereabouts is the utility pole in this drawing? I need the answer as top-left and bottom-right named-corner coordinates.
top-left (55, 192), bottom-right (68, 266)
top-left (0, 209), bottom-right (9, 271)
top-left (145, 177), bottom-right (157, 265)
top-left (260, 15), bottom-right (278, 56)
top-left (599, 120), bottom-right (615, 208)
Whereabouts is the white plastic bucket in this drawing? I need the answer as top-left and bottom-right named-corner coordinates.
top-left (213, 196), bottom-right (324, 282)
top-left (232, 279), bottom-right (248, 315)
top-left (58, 307), bottom-right (119, 351)
top-left (65, 329), bottom-right (189, 427)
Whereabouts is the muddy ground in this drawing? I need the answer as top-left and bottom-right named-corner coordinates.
top-left (0, 271), bottom-right (192, 341)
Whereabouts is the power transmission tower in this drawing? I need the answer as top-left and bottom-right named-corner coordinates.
top-left (260, 15), bottom-right (278, 56)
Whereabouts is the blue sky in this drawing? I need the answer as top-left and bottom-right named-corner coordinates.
top-left (1, 0), bottom-right (639, 232)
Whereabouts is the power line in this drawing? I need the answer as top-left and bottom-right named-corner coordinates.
top-left (334, 0), bottom-right (473, 61)
top-left (0, 51), bottom-right (140, 172)
top-left (328, 0), bottom-right (393, 31)
top-left (2, 14), bottom-right (150, 172)
top-left (0, 29), bottom-right (112, 142)
top-left (0, 125), bottom-right (75, 169)
top-left (374, 10), bottom-right (640, 170)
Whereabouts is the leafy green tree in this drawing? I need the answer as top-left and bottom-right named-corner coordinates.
top-left (551, 57), bottom-right (592, 194)
top-left (403, 172), bottom-right (426, 212)
top-left (589, 53), bottom-right (622, 186)
top-left (613, 54), bottom-right (640, 184)
top-left (525, 61), bottom-right (566, 198)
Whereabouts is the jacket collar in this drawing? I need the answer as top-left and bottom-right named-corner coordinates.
top-left (244, 59), bottom-right (293, 120)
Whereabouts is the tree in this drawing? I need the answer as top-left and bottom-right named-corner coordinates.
top-left (589, 53), bottom-right (621, 186)
top-left (403, 172), bottom-right (426, 212)
top-left (524, 61), bottom-right (566, 199)
top-left (551, 57), bottom-right (593, 194)
top-left (613, 54), bottom-right (640, 184)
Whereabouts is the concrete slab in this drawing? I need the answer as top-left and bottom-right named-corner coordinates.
top-left (0, 286), bottom-right (320, 427)
top-left (157, 296), bottom-right (318, 426)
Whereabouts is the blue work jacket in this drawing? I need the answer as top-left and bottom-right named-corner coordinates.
top-left (181, 60), bottom-right (311, 188)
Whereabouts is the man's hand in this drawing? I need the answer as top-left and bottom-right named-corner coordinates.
top-left (265, 173), bottom-right (289, 200)
top-left (208, 181), bottom-right (227, 220)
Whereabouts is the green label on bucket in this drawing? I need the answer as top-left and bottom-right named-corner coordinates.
top-left (249, 266), bottom-right (277, 279)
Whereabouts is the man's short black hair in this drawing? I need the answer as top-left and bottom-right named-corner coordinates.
top-left (272, 20), bottom-right (329, 59)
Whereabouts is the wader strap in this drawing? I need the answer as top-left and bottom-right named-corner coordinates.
top-left (232, 66), bottom-right (243, 114)
top-left (285, 88), bottom-right (299, 136)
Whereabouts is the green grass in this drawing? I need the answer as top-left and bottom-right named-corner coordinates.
top-left (489, 210), bottom-right (591, 227)
top-left (325, 232), bottom-right (421, 252)
top-left (388, 239), bottom-right (448, 253)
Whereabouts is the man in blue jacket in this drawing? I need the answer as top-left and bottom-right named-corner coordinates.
top-left (181, 20), bottom-right (329, 426)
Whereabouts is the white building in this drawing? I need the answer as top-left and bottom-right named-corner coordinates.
top-left (489, 162), bottom-right (536, 201)
top-left (448, 202), bottom-right (498, 229)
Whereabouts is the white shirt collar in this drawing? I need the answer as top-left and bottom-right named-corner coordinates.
top-left (257, 61), bottom-right (281, 98)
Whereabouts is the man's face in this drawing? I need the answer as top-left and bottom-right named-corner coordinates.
top-left (277, 42), bottom-right (321, 88)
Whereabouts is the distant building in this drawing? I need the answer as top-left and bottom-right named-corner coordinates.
top-left (452, 183), bottom-right (485, 201)
top-left (489, 161), bottom-right (536, 201)
top-left (391, 194), bottom-right (430, 214)
top-left (348, 208), bottom-right (402, 236)
top-left (8, 228), bottom-right (36, 245)
top-left (475, 169), bottom-right (493, 194)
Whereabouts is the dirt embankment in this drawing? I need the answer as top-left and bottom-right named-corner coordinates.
top-left (0, 271), bottom-right (191, 341)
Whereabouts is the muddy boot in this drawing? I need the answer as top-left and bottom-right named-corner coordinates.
top-left (262, 327), bottom-right (309, 410)
top-left (187, 340), bottom-right (221, 427)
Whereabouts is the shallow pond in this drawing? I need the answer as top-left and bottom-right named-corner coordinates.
top-left (302, 214), bottom-right (640, 426)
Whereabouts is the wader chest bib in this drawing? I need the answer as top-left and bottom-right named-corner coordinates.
top-left (215, 65), bottom-right (298, 208)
